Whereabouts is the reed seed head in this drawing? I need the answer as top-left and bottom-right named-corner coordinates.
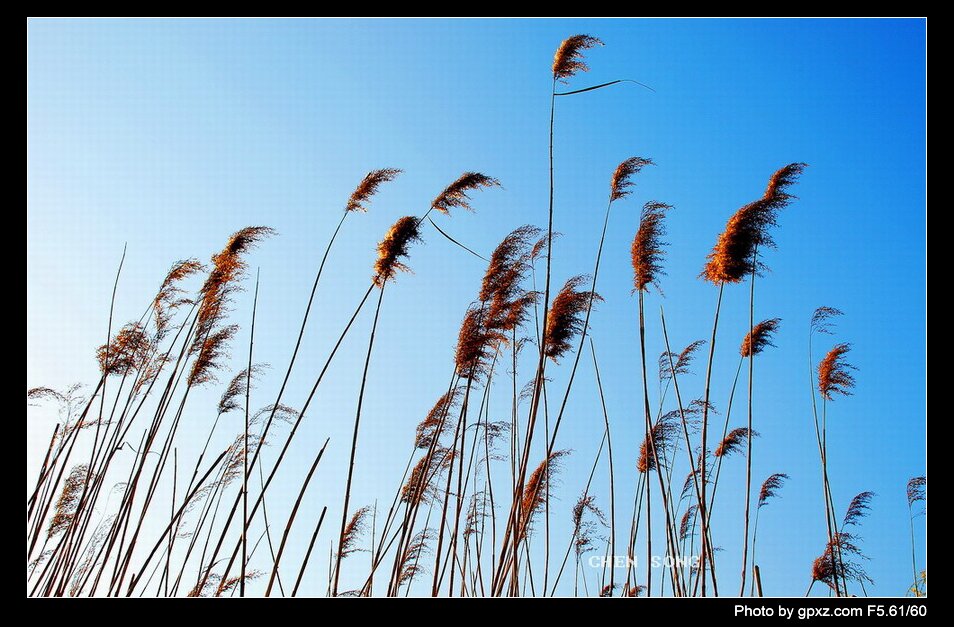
top-left (345, 168), bottom-right (402, 213)
top-left (741, 318), bottom-right (782, 357)
top-left (631, 201), bottom-right (671, 293)
top-left (818, 342), bottom-right (856, 401)
top-left (431, 172), bottom-right (500, 215)
top-left (552, 35), bottom-right (604, 82)
top-left (373, 216), bottom-right (422, 287)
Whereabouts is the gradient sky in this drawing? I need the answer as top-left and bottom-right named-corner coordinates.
top-left (27, 18), bottom-right (926, 597)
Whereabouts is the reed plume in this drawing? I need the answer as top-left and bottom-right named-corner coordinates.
top-left (810, 532), bottom-right (872, 593)
top-left (194, 226), bottom-right (274, 337)
top-left (338, 506), bottom-right (372, 559)
top-left (414, 388), bottom-right (464, 449)
top-left (610, 157), bottom-right (654, 202)
top-left (624, 583), bottom-right (646, 597)
top-left (345, 168), bottom-right (402, 213)
top-left (431, 172), bottom-right (501, 215)
top-left (741, 318), bottom-right (781, 358)
top-left (907, 476), bottom-right (926, 508)
top-left (398, 528), bottom-right (433, 588)
top-left (715, 427), bottom-right (757, 458)
top-left (401, 450), bottom-right (453, 506)
top-left (631, 201), bottom-right (671, 293)
top-left (811, 306), bottom-right (844, 335)
top-left (842, 491), bottom-right (875, 528)
top-left (153, 259), bottom-right (203, 338)
top-left (818, 343), bottom-right (856, 401)
top-left (454, 306), bottom-right (506, 380)
top-left (373, 216), bottom-right (422, 286)
top-left (906, 476), bottom-right (926, 596)
top-left (637, 419), bottom-right (678, 473)
top-left (480, 225), bottom-right (540, 332)
top-left (680, 505), bottom-right (698, 542)
top-left (188, 325), bottom-right (238, 386)
top-left (702, 163), bottom-right (806, 284)
top-left (519, 450), bottom-right (569, 538)
top-left (758, 473), bottom-right (789, 508)
top-left (660, 340), bottom-right (706, 382)
top-left (217, 365), bottom-right (265, 415)
top-left (47, 464), bottom-right (89, 538)
top-left (552, 35), bottom-right (603, 82)
top-left (543, 276), bottom-right (600, 362)
top-left (96, 322), bottom-right (152, 376)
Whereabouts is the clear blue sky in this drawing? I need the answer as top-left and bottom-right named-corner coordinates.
top-left (27, 18), bottom-right (925, 596)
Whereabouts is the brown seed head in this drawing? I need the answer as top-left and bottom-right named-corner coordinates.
top-left (758, 473), bottom-right (789, 508)
top-left (702, 163), bottom-right (806, 284)
top-left (97, 322), bottom-right (153, 376)
top-left (907, 476), bottom-right (926, 508)
top-left (345, 168), bottom-right (402, 213)
top-left (544, 276), bottom-right (601, 362)
top-left (631, 201), bottom-right (671, 293)
top-left (552, 35), bottom-right (604, 82)
top-left (373, 216), bottom-right (422, 287)
top-left (610, 157), bottom-right (654, 201)
top-left (431, 172), bottom-right (500, 215)
top-left (741, 318), bottom-right (782, 357)
top-left (818, 342), bottom-right (856, 401)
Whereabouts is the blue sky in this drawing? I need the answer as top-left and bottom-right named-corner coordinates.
top-left (27, 18), bottom-right (925, 596)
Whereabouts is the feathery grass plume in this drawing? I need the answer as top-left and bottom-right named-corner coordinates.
top-left (680, 505), bottom-right (698, 541)
top-left (811, 532), bottom-right (872, 590)
top-left (96, 322), bottom-right (153, 376)
top-left (610, 157), bottom-right (655, 201)
top-left (572, 494), bottom-right (607, 532)
top-left (530, 231), bottom-right (560, 261)
top-left (681, 469), bottom-right (701, 500)
top-left (818, 342), bottom-right (856, 401)
top-left (715, 427), bottom-right (758, 458)
top-left (624, 583), bottom-right (646, 597)
top-left (811, 306), bottom-right (844, 335)
top-left (637, 418), bottom-right (679, 473)
top-left (401, 448), bottom-right (454, 505)
top-left (373, 216), bottom-right (422, 287)
top-left (250, 403), bottom-right (298, 426)
top-left (213, 571), bottom-right (263, 597)
top-left (842, 491), bottom-right (875, 528)
top-left (543, 276), bottom-right (601, 362)
top-left (414, 387), bottom-right (464, 449)
top-left (741, 318), bottom-right (782, 357)
top-left (338, 506), bottom-right (372, 559)
top-left (702, 163), bottom-right (807, 283)
top-left (188, 325), bottom-right (239, 386)
top-left (519, 450), bottom-right (570, 536)
top-left (398, 528), bottom-right (434, 587)
top-left (758, 473), bottom-right (789, 508)
top-left (431, 172), bottom-right (501, 215)
top-left (191, 227), bottom-right (273, 386)
top-left (153, 258), bottom-right (203, 339)
top-left (345, 168), bottom-right (402, 213)
top-left (660, 339), bottom-right (707, 382)
top-left (631, 201), bottom-right (671, 293)
top-left (27, 386), bottom-right (67, 404)
top-left (480, 225), bottom-right (540, 332)
top-left (600, 584), bottom-right (617, 597)
top-left (221, 433), bottom-right (264, 486)
top-left (47, 464), bottom-right (89, 538)
top-left (480, 225), bottom-right (539, 302)
top-left (454, 306), bottom-right (506, 380)
top-left (217, 364), bottom-right (266, 415)
top-left (907, 476), bottom-right (926, 508)
top-left (552, 35), bottom-right (604, 82)
top-left (194, 226), bottom-right (274, 337)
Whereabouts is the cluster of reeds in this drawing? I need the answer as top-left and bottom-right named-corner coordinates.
top-left (26, 34), bottom-right (922, 598)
